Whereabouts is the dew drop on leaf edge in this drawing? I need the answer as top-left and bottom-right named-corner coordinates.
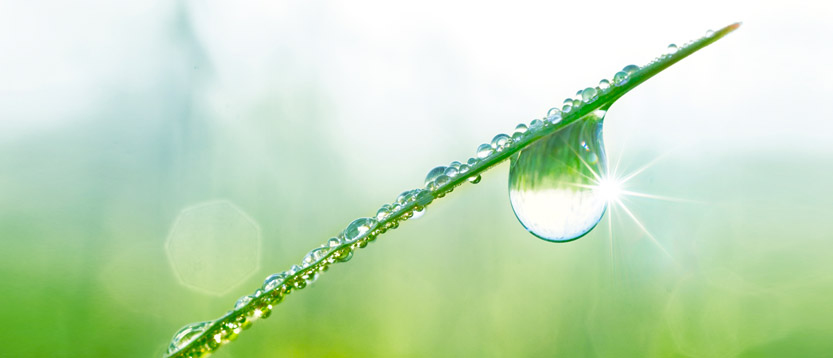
top-left (508, 110), bottom-right (608, 242)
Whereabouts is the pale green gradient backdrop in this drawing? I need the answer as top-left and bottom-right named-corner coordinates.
top-left (1, 0), bottom-right (832, 357)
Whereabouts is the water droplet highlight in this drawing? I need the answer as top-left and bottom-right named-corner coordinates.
top-left (508, 110), bottom-right (608, 242)
top-left (666, 43), bottom-right (678, 55)
top-left (468, 175), bottom-right (482, 184)
top-left (424, 166), bottom-right (446, 187)
top-left (235, 295), bottom-right (253, 310)
top-left (167, 321), bottom-right (213, 355)
top-left (622, 64), bottom-right (639, 75)
top-left (581, 87), bottom-right (597, 103)
top-left (343, 218), bottom-right (377, 243)
top-left (263, 273), bottom-right (287, 292)
top-left (613, 71), bottom-right (628, 86)
top-left (476, 143), bottom-right (494, 159)
top-left (491, 134), bottom-right (511, 150)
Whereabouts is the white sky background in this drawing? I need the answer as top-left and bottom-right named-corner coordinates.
top-left (1, 0), bottom-right (831, 162)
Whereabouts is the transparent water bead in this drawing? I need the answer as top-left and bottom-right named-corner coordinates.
top-left (508, 109), bottom-right (608, 242)
top-left (515, 123), bottom-right (529, 134)
top-left (235, 295), bottom-right (253, 310)
top-left (666, 43), bottom-right (678, 55)
top-left (491, 134), bottom-right (511, 150)
top-left (622, 64), bottom-right (640, 75)
top-left (613, 71), bottom-right (629, 86)
top-left (425, 166), bottom-right (446, 186)
top-left (343, 218), bottom-right (377, 243)
top-left (476, 143), bottom-right (494, 159)
top-left (581, 87), bottom-right (598, 103)
top-left (263, 273), bottom-right (287, 292)
top-left (546, 108), bottom-right (562, 124)
top-left (167, 321), bottom-right (213, 354)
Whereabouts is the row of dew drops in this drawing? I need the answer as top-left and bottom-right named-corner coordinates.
top-left (165, 31), bottom-right (715, 358)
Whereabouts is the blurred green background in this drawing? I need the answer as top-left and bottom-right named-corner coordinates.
top-left (2, 0), bottom-right (832, 357)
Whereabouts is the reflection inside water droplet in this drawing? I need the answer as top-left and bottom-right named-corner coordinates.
top-left (167, 321), bottom-right (213, 354)
top-left (508, 110), bottom-right (608, 242)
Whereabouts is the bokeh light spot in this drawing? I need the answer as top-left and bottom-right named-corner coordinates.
top-left (165, 200), bottom-right (261, 295)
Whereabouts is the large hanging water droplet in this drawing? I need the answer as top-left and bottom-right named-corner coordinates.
top-left (167, 321), bottom-right (213, 354)
top-left (508, 110), bottom-right (608, 242)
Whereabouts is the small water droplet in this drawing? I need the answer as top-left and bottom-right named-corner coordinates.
top-left (167, 321), bottom-right (213, 354)
top-left (459, 164), bottom-right (470, 174)
top-left (411, 207), bottom-right (425, 219)
top-left (508, 110), bottom-right (608, 242)
top-left (562, 104), bottom-right (573, 113)
top-left (302, 247), bottom-right (328, 267)
top-left (288, 265), bottom-right (302, 276)
top-left (468, 175), bottom-right (482, 184)
top-left (335, 248), bottom-right (353, 262)
top-left (327, 237), bottom-right (341, 248)
top-left (515, 123), bottom-right (529, 134)
top-left (424, 166), bottom-right (447, 187)
top-left (467, 157), bottom-right (479, 166)
top-left (530, 119), bottom-right (544, 131)
top-left (343, 218), bottom-right (377, 243)
top-left (598, 79), bottom-right (611, 91)
top-left (413, 189), bottom-right (434, 206)
top-left (235, 295), bottom-right (253, 310)
top-left (546, 108), bottom-right (562, 123)
top-left (581, 87), bottom-right (598, 103)
top-left (476, 143), bottom-right (494, 159)
top-left (396, 190), bottom-right (417, 204)
top-left (666, 43), bottom-right (678, 55)
top-left (449, 161), bottom-right (462, 170)
top-left (444, 166), bottom-right (459, 177)
top-left (263, 273), bottom-right (287, 291)
top-left (376, 204), bottom-right (391, 221)
top-left (491, 134), bottom-right (511, 150)
top-left (434, 174), bottom-right (451, 187)
top-left (622, 64), bottom-right (639, 75)
top-left (613, 71), bottom-right (628, 86)
top-left (705, 29), bottom-right (714, 37)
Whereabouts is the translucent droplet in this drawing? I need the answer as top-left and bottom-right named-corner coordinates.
top-left (491, 134), bottom-right (511, 150)
top-left (167, 321), bottom-right (213, 354)
top-left (530, 119), bottom-right (544, 131)
top-left (622, 64), bottom-right (639, 75)
top-left (444, 166), bottom-right (459, 177)
top-left (468, 175), bottom-right (482, 184)
top-left (263, 273), bottom-right (287, 292)
top-left (705, 29), bottom-right (714, 37)
top-left (613, 71), bottom-right (628, 86)
top-left (397, 190), bottom-right (416, 204)
top-left (508, 110), bottom-right (608, 242)
top-left (343, 218), bottom-right (377, 243)
top-left (562, 104), bottom-right (572, 113)
top-left (235, 295), bottom-right (253, 310)
top-left (449, 161), bottom-right (462, 170)
top-left (546, 108), bottom-right (562, 123)
top-left (376, 204), bottom-right (391, 221)
top-left (302, 247), bottom-right (328, 267)
top-left (424, 166), bottom-right (447, 187)
top-left (666, 43), bottom-right (678, 55)
top-left (467, 157), bottom-right (479, 166)
top-left (476, 143), bottom-right (494, 158)
top-left (512, 132), bottom-right (525, 143)
top-left (598, 79), bottom-right (611, 91)
top-left (515, 123), bottom-right (529, 134)
top-left (459, 164), bottom-right (471, 174)
top-left (327, 237), bottom-right (341, 248)
top-left (413, 189), bottom-right (434, 206)
top-left (581, 87), bottom-right (598, 103)
top-left (434, 174), bottom-right (450, 187)
top-left (411, 207), bottom-right (425, 220)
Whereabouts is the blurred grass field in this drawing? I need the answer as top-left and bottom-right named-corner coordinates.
top-left (2, 0), bottom-right (832, 357)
